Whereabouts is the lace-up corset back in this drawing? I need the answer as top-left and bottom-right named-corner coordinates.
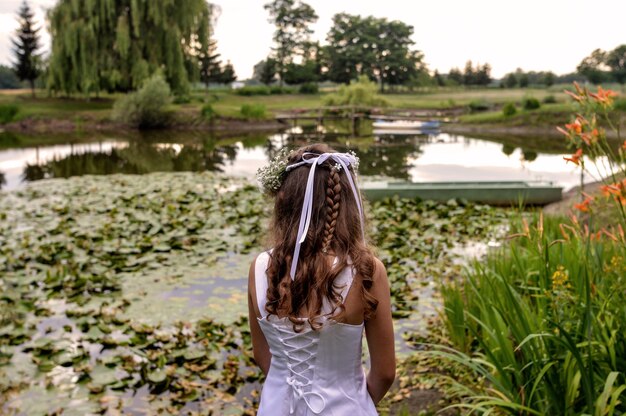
top-left (254, 251), bottom-right (378, 416)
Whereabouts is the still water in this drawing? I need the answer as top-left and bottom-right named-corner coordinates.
top-left (0, 127), bottom-right (585, 192)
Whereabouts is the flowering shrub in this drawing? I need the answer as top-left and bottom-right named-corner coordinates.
top-left (435, 83), bottom-right (626, 415)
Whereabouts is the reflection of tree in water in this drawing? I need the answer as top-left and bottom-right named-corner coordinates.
top-left (21, 139), bottom-right (241, 183)
top-left (522, 149), bottom-right (538, 162)
top-left (502, 143), bottom-right (515, 156)
top-left (280, 132), bottom-right (421, 180)
top-left (0, 171), bottom-right (6, 190)
top-left (350, 144), bottom-right (420, 180)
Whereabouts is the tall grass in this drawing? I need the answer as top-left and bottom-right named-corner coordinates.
top-left (436, 214), bottom-right (626, 415)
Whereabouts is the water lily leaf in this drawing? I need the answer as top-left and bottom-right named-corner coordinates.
top-left (147, 368), bottom-right (167, 384)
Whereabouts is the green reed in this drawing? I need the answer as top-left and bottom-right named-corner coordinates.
top-left (435, 214), bottom-right (626, 415)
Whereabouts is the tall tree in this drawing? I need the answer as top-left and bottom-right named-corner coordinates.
top-left (264, 0), bottom-right (318, 87)
top-left (219, 62), bottom-right (237, 85)
top-left (12, 1), bottom-right (41, 97)
top-left (253, 58), bottom-right (278, 85)
top-left (198, 39), bottom-right (222, 89)
top-left (47, 0), bottom-right (215, 96)
top-left (325, 13), bottom-right (422, 91)
top-left (607, 45), bottom-right (626, 84)
top-left (577, 49), bottom-right (610, 84)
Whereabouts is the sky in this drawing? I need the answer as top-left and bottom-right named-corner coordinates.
top-left (1, 0), bottom-right (625, 80)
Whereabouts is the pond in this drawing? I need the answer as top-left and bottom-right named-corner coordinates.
top-left (0, 124), bottom-right (576, 414)
top-left (0, 125), bottom-right (587, 192)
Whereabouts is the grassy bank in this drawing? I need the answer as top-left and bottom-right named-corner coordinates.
top-left (0, 87), bottom-right (578, 130)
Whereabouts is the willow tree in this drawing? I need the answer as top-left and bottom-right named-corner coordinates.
top-left (47, 0), bottom-right (214, 96)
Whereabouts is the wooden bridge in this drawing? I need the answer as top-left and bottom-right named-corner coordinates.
top-left (274, 106), bottom-right (456, 135)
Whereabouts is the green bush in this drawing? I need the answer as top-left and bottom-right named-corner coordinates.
top-left (543, 95), bottom-right (558, 104)
top-left (437, 214), bottom-right (626, 415)
top-left (235, 86), bottom-right (271, 96)
top-left (299, 82), bottom-right (319, 94)
top-left (200, 104), bottom-right (217, 121)
top-left (112, 74), bottom-right (172, 128)
top-left (323, 76), bottom-right (388, 108)
top-left (172, 94), bottom-right (191, 104)
top-left (240, 103), bottom-right (266, 119)
top-left (0, 104), bottom-right (19, 124)
top-left (501, 102), bottom-right (517, 117)
top-left (613, 98), bottom-right (626, 112)
top-left (467, 100), bottom-right (490, 112)
top-left (522, 96), bottom-right (541, 110)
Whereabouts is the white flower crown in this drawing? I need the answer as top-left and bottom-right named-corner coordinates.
top-left (256, 148), bottom-right (360, 194)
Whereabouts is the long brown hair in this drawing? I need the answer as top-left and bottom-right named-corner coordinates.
top-left (264, 143), bottom-right (378, 330)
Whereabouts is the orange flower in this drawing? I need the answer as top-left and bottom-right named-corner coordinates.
top-left (590, 86), bottom-right (618, 105)
top-left (565, 120), bottom-right (582, 134)
top-left (622, 140), bottom-right (626, 150)
top-left (573, 196), bottom-right (593, 212)
top-left (565, 89), bottom-right (583, 102)
top-left (600, 184), bottom-right (622, 197)
top-left (564, 148), bottom-right (583, 165)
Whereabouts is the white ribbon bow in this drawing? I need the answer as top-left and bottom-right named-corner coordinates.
top-left (285, 152), bottom-right (365, 280)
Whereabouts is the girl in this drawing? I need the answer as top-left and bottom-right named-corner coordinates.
top-left (248, 143), bottom-right (396, 415)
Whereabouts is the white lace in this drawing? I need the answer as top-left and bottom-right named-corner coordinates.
top-left (274, 324), bottom-right (326, 414)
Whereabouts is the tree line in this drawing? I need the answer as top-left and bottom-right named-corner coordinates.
top-left (5, 0), bottom-right (626, 97)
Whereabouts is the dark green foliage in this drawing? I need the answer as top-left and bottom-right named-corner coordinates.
top-left (325, 13), bottom-right (423, 90)
top-left (11, 1), bottom-right (41, 96)
top-left (518, 73), bottom-right (529, 88)
top-left (577, 48), bottom-right (611, 84)
top-left (198, 38), bottom-right (222, 88)
top-left (0, 65), bottom-right (21, 89)
top-left (283, 61), bottom-right (318, 85)
top-left (112, 74), bottom-right (172, 129)
top-left (235, 86), bottom-right (271, 96)
top-left (613, 98), bottom-right (626, 112)
top-left (606, 45), bottom-right (626, 84)
top-left (0, 104), bottom-right (20, 124)
top-left (270, 86), bottom-right (295, 94)
top-left (501, 102), bottom-right (517, 117)
top-left (298, 82), bottom-right (318, 94)
top-left (468, 100), bottom-right (490, 112)
top-left (543, 95), bottom-right (557, 104)
top-left (462, 61), bottom-right (491, 86)
top-left (503, 73), bottom-right (517, 88)
top-left (240, 104), bottom-right (266, 119)
top-left (265, 0), bottom-right (318, 87)
top-left (522, 96), bottom-right (541, 110)
top-left (219, 62), bottom-right (237, 85)
top-left (503, 69), bottom-right (557, 88)
top-left (253, 58), bottom-right (278, 85)
top-left (47, 0), bottom-right (214, 95)
top-left (447, 68), bottom-right (463, 85)
top-left (200, 104), bottom-right (217, 121)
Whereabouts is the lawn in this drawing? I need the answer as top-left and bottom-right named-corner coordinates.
top-left (0, 85), bottom-right (603, 124)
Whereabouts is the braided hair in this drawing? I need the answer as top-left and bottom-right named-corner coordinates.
top-left (264, 143), bottom-right (378, 331)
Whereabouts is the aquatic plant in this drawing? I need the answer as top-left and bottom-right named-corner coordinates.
top-left (436, 84), bottom-right (626, 415)
top-left (0, 171), bottom-right (505, 414)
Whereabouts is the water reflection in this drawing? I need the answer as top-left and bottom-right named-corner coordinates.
top-left (0, 127), bottom-right (606, 191)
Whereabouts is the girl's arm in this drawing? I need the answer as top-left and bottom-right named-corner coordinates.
top-left (364, 258), bottom-right (396, 404)
top-left (248, 257), bottom-right (271, 375)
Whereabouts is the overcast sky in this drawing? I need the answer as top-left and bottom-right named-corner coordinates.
top-left (1, 0), bottom-right (625, 80)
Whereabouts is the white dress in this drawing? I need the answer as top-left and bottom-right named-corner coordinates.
top-left (254, 251), bottom-right (379, 416)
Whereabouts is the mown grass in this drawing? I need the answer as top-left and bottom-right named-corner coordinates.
top-left (459, 103), bottom-right (574, 126)
top-left (0, 86), bottom-right (614, 125)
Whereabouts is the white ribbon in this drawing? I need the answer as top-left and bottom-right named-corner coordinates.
top-left (285, 152), bottom-right (365, 280)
